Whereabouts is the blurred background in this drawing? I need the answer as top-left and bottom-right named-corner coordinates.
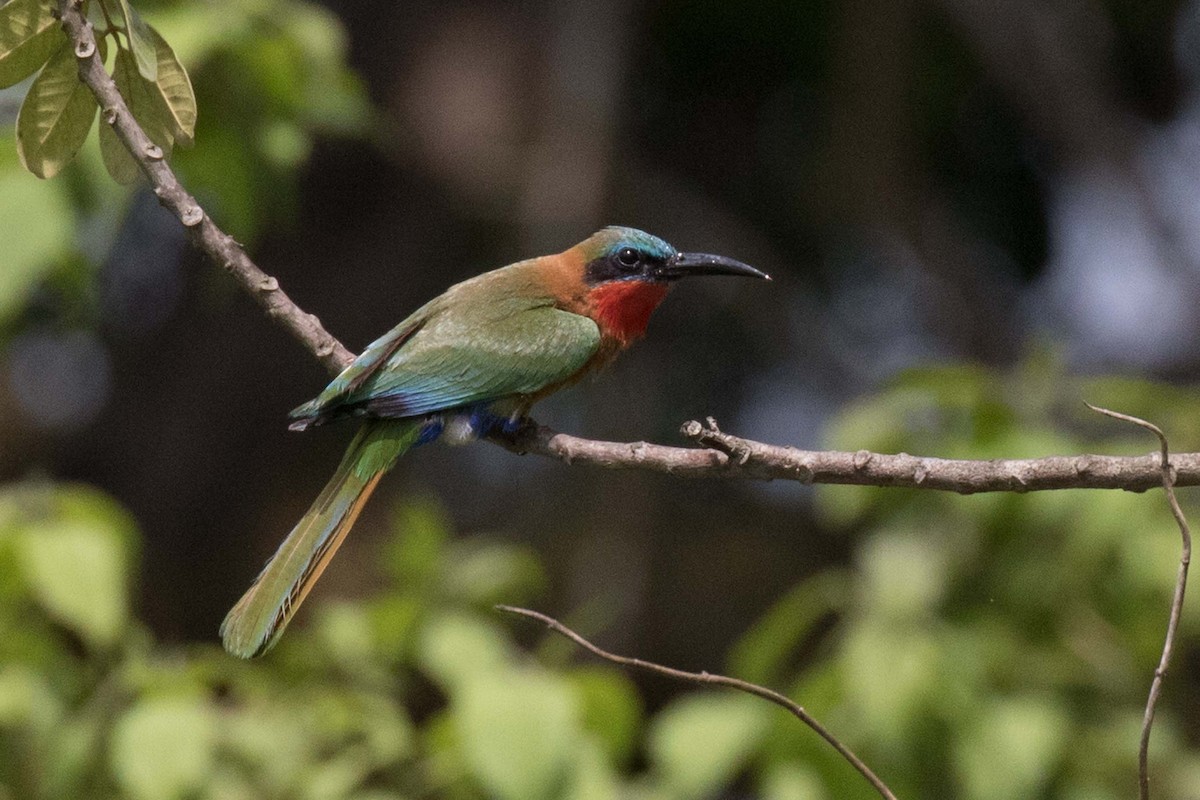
top-left (2, 0), bottom-right (1200, 797)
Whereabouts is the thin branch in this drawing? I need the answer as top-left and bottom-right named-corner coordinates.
top-left (491, 417), bottom-right (1200, 493)
top-left (1087, 405), bottom-right (1192, 800)
top-left (56, 0), bottom-right (354, 376)
top-left (497, 605), bottom-right (898, 800)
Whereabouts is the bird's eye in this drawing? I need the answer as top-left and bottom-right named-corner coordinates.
top-left (616, 247), bottom-right (641, 268)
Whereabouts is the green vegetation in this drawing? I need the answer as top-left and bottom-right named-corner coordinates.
top-left (1, 2), bottom-right (1197, 797)
top-left (2, 362), bottom-right (1197, 799)
top-left (0, 0), bottom-right (370, 329)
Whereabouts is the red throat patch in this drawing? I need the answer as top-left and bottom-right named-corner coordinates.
top-left (587, 280), bottom-right (671, 344)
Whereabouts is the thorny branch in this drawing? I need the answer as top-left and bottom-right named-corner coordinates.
top-left (498, 605), bottom-right (898, 800)
top-left (55, 2), bottom-right (1194, 796)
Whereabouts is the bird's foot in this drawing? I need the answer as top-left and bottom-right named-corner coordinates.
top-left (490, 416), bottom-right (539, 453)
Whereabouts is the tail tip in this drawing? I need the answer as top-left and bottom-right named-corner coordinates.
top-left (219, 612), bottom-right (271, 659)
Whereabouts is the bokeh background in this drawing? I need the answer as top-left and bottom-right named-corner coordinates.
top-left (2, 0), bottom-right (1200, 798)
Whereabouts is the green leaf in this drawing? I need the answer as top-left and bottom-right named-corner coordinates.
top-left (112, 46), bottom-right (173, 152)
top-left (567, 667), bottom-right (643, 766)
top-left (98, 111), bottom-right (139, 184)
top-left (563, 736), bottom-right (620, 800)
top-left (728, 569), bottom-right (850, 686)
top-left (0, 167), bottom-right (72, 322)
top-left (842, 619), bottom-right (940, 739)
top-left (16, 40), bottom-right (98, 179)
top-left (115, 0), bottom-right (157, 81)
top-left (0, 665), bottom-right (62, 735)
top-left (0, 0), bottom-right (59, 89)
top-left (647, 693), bottom-right (772, 798)
top-left (147, 24), bottom-right (195, 146)
top-left (952, 697), bottom-right (1069, 800)
top-left (16, 510), bottom-right (129, 648)
top-left (93, 33), bottom-right (138, 185)
top-left (4, 483), bottom-right (137, 650)
top-left (455, 668), bottom-right (579, 800)
top-left (416, 611), bottom-right (513, 690)
top-left (384, 496), bottom-right (450, 589)
top-left (443, 539), bottom-right (547, 607)
top-left (760, 763), bottom-right (830, 800)
top-left (110, 697), bottom-right (216, 800)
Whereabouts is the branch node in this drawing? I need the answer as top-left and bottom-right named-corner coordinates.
top-left (913, 464), bottom-right (928, 485)
top-left (258, 276), bottom-right (280, 292)
top-left (853, 449), bottom-right (873, 470)
top-left (180, 205), bottom-right (204, 227)
top-left (316, 338), bottom-right (336, 358)
top-left (102, 106), bottom-right (118, 124)
top-left (705, 416), bottom-right (721, 433)
top-left (680, 420), bottom-right (703, 439)
top-left (74, 39), bottom-right (94, 58)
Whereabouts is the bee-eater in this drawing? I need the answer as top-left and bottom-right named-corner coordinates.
top-left (220, 226), bottom-right (768, 657)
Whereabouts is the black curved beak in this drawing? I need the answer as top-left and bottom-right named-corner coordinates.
top-left (657, 252), bottom-right (771, 281)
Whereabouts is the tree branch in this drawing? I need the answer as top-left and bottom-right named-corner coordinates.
top-left (56, 0), bottom-right (354, 376)
top-left (491, 416), bottom-right (1200, 494)
top-left (497, 605), bottom-right (898, 800)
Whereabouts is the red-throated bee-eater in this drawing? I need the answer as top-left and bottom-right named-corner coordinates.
top-left (221, 226), bottom-right (768, 657)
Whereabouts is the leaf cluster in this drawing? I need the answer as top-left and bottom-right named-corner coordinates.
top-left (731, 359), bottom-right (1200, 799)
top-left (0, 0), bottom-right (369, 336)
top-left (1, 0), bottom-right (195, 181)
top-left (0, 485), bottom-right (781, 800)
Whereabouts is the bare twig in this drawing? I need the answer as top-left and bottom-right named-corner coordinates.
top-left (1086, 405), bottom-right (1192, 800)
top-left (491, 417), bottom-right (1200, 493)
top-left (56, 0), bottom-right (354, 375)
top-left (497, 605), bottom-right (898, 800)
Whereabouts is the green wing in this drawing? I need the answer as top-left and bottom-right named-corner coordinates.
top-left (293, 294), bottom-right (601, 424)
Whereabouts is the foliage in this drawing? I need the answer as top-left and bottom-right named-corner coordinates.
top-left (0, 0), bottom-right (370, 330)
top-left (2, 364), bottom-right (1198, 800)
top-left (1, 2), bottom-right (1197, 796)
top-left (0, 483), bottom-right (774, 800)
top-left (3, 0), bottom-right (195, 180)
top-left (741, 361), bottom-right (1200, 799)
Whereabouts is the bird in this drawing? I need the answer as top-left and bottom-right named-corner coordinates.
top-left (220, 226), bottom-right (769, 658)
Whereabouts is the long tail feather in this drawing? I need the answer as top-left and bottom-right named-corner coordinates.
top-left (221, 420), bottom-right (421, 658)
